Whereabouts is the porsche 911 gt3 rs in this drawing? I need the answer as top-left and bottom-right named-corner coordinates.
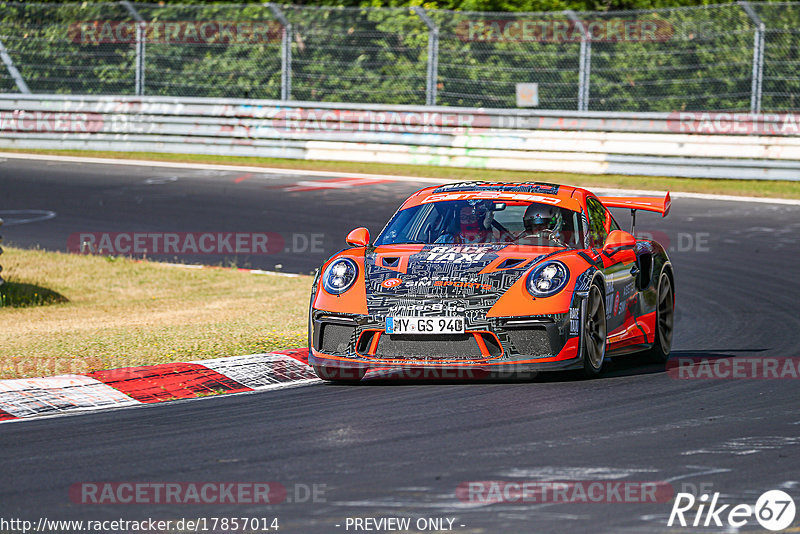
top-left (309, 182), bottom-right (674, 382)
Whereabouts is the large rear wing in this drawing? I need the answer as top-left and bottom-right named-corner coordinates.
top-left (597, 192), bottom-right (671, 217)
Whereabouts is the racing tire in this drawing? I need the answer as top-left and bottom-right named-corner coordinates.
top-left (647, 271), bottom-right (674, 363)
top-left (581, 283), bottom-right (607, 378)
top-left (313, 365), bottom-right (366, 383)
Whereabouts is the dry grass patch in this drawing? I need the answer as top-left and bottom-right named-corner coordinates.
top-left (0, 247), bottom-right (310, 379)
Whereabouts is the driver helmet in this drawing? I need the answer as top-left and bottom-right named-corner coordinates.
top-left (523, 203), bottom-right (560, 234)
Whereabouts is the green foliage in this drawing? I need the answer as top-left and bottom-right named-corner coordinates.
top-left (283, 6), bottom-right (428, 103)
top-left (0, 280), bottom-right (68, 308)
top-left (0, 0), bottom-right (782, 9)
top-left (0, 1), bottom-right (797, 111)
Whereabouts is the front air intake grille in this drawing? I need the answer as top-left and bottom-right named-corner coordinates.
top-left (372, 333), bottom-right (501, 360)
top-left (318, 323), bottom-right (356, 354)
top-left (506, 327), bottom-right (554, 357)
top-left (482, 333), bottom-right (502, 356)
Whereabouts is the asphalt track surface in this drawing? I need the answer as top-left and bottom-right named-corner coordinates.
top-left (1, 156), bottom-right (800, 533)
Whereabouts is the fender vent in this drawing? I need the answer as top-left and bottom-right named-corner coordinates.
top-left (496, 258), bottom-right (527, 270)
top-left (382, 257), bottom-right (400, 268)
top-left (637, 253), bottom-right (653, 290)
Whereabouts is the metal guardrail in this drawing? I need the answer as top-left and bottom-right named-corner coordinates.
top-left (1, 94), bottom-right (799, 180)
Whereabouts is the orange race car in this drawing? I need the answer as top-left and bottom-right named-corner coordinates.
top-left (309, 182), bottom-right (674, 382)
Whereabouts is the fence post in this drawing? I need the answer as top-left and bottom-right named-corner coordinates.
top-left (740, 1), bottom-right (765, 114)
top-left (566, 10), bottom-right (591, 112)
top-left (267, 3), bottom-right (292, 101)
top-left (0, 38), bottom-right (31, 94)
top-left (120, 1), bottom-right (145, 96)
top-left (413, 6), bottom-right (439, 106)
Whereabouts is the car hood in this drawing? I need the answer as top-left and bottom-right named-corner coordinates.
top-left (365, 243), bottom-right (562, 304)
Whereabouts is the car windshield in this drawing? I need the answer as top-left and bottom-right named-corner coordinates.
top-left (375, 200), bottom-right (583, 248)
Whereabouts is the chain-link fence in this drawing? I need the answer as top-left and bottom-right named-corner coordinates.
top-left (1, 2), bottom-right (799, 112)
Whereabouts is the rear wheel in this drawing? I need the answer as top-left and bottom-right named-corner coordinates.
top-left (581, 283), bottom-right (607, 378)
top-left (648, 272), bottom-right (674, 363)
top-left (313, 365), bottom-right (366, 383)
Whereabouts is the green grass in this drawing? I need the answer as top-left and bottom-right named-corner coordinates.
top-left (0, 247), bottom-right (311, 379)
top-left (3, 148), bottom-right (800, 200)
top-left (0, 280), bottom-right (68, 308)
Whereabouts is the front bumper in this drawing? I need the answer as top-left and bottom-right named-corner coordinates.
top-left (309, 308), bottom-right (584, 373)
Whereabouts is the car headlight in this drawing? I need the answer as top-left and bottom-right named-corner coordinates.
top-left (322, 258), bottom-right (358, 295)
top-left (526, 260), bottom-right (570, 297)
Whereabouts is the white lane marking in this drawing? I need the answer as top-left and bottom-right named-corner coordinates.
top-left (154, 261), bottom-right (301, 277)
top-left (331, 497), bottom-right (487, 511)
top-left (0, 209), bottom-right (57, 226)
top-left (500, 467), bottom-right (658, 480)
top-left (662, 466), bottom-right (732, 484)
top-left (5, 151), bottom-right (800, 206)
top-left (280, 177), bottom-right (395, 192)
top-left (144, 176), bottom-right (178, 184)
top-left (681, 436), bottom-right (800, 456)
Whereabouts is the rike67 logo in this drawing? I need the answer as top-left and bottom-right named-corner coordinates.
top-left (668, 490), bottom-right (796, 531)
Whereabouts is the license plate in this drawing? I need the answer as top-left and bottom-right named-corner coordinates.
top-left (385, 316), bottom-right (465, 335)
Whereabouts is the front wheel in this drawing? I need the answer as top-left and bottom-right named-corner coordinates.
top-left (581, 283), bottom-right (607, 378)
top-left (313, 364), bottom-right (366, 383)
top-left (647, 271), bottom-right (674, 363)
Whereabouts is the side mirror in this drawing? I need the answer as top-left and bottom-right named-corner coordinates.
top-left (603, 230), bottom-right (636, 255)
top-left (345, 227), bottom-right (370, 247)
